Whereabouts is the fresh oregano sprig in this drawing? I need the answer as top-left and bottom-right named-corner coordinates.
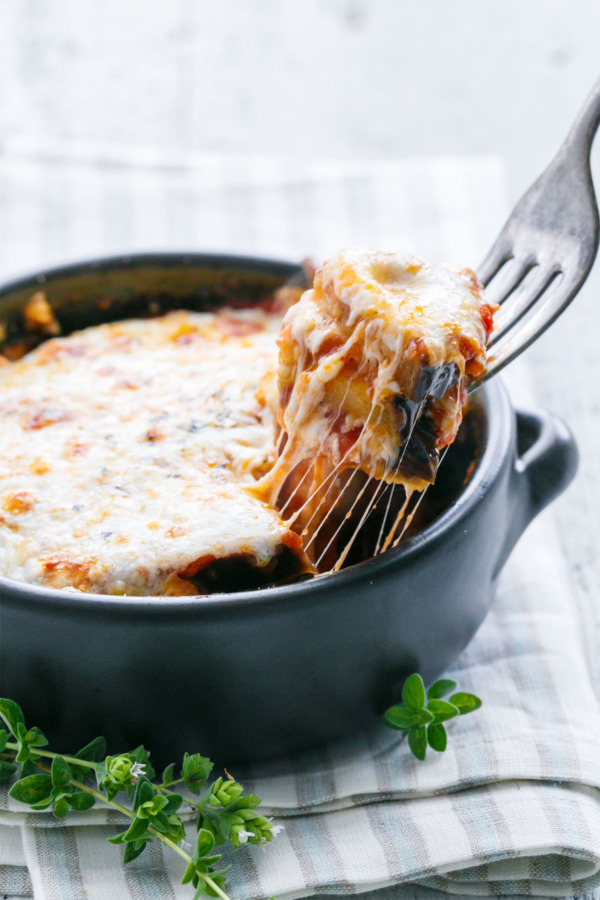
top-left (383, 673), bottom-right (482, 760)
top-left (0, 698), bottom-right (280, 900)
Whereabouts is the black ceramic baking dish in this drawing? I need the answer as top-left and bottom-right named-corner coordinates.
top-left (0, 253), bottom-right (578, 765)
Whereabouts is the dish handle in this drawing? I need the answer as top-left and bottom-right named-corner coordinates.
top-left (495, 408), bottom-right (578, 574)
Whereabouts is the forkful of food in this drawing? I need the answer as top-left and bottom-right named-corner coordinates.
top-left (255, 75), bottom-right (600, 571)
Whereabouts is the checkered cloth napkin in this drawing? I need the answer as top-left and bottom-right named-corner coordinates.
top-left (0, 147), bottom-right (599, 900)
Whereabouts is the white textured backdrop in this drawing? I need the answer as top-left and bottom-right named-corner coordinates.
top-left (0, 0), bottom-right (598, 194)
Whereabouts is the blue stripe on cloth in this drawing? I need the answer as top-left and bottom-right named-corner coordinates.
top-left (36, 829), bottom-right (85, 900)
top-left (123, 841), bottom-right (178, 900)
top-left (0, 864), bottom-right (33, 897)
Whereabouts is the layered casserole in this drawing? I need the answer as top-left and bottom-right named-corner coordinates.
top-left (0, 250), bottom-right (495, 595)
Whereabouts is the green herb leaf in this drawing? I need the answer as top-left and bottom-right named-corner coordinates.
top-left (0, 699), bottom-right (25, 737)
top-left (51, 756), bottom-right (72, 789)
top-left (166, 812), bottom-right (186, 844)
top-left (19, 759), bottom-right (39, 778)
top-left (107, 831), bottom-right (126, 845)
top-left (416, 708), bottom-right (435, 726)
top-left (164, 793), bottom-right (183, 814)
top-left (0, 729), bottom-right (8, 753)
top-left (123, 840), bottom-right (148, 864)
top-left (382, 706), bottom-right (420, 730)
top-left (181, 861), bottom-right (197, 885)
top-left (76, 736), bottom-right (107, 763)
top-left (136, 796), bottom-right (167, 823)
top-left (68, 791), bottom-right (96, 812)
top-left (161, 762), bottom-right (176, 785)
top-left (408, 725), bottom-right (427, 760)
top-left (121, 816), bottom-right (150, 843)
top-left (427, 722), bottom-right (447, 752)
top-left (449, 692), bottom-right (482, 715)
top-left (402, 673), bottom-right (426, 710)
top-left (132, 778), bottom-right (154, 813)
top-left (0, 760), bottom-right (17, 780)
top-left (29, 797), bottom-right (54, 811)
top-left (227, 792), bottom-right (262, 812)
top-left (15, 743), bottom-right (30, 764)
top-left (427, 679), bottom-right (457, 700)
top-left (24, 726), bottom-right (48, 748)
top-left (426, 699), bottom-right (460, 723)
top-left (53, 796), bottom-right (70, 819)
top-left (9, 774), bottom-right (53, 805)
top-left (218, 814), bottom-right (233, 841)
top-left (182, 752), bottom-right (214, 794)
top-left (149, 810), bottom-right (168, 834)
top-left (196, 827), bottom-right (216, 857)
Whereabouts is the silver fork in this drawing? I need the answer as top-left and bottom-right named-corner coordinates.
top-left (478, 77), bottom-right (600, 381)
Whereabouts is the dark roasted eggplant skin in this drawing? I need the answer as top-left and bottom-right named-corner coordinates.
top-left (390, 361), bottom-right (461, 484)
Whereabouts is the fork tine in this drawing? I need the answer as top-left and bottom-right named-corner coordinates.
top-left (482, 254), bottom-right (537, 308)
top-left (488, 263), bottom-right (560, 346)
top-left (484, 267), bottom-right (581, 379)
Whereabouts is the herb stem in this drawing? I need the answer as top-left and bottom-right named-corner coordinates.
top-left (149, 828), bottom-right (193, 864)
top-left (202, 875), bottom-right (231, 900)
top-left (148, 829), bottom-right (231, 900)
top-left (160, 777), bottom-right (186, 790)
top-left (4, 741), bottom-right (99, 772)
top-left (3, 741), bottom-right (206, 814)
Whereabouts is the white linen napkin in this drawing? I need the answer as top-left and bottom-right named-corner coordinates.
top-left (0, 148), bottom-right (598, 900)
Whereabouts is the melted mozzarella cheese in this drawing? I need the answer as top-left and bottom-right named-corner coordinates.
top-left (310, 248), bottom-right (489, 366)
top-left (0, 308), bottom-right (300, 595)
top-left (261, 248), bottom-right (494, 496)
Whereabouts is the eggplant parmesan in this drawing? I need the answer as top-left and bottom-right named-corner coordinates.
top-left (260, 249), bottom-right (495, 497)
top-left (0, 307), bottom-right (307, 595)
top-left (0, 249), bottom-right (495, 595)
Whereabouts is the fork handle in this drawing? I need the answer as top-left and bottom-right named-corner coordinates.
top-left (561, 76), bottom-right (600, 162)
